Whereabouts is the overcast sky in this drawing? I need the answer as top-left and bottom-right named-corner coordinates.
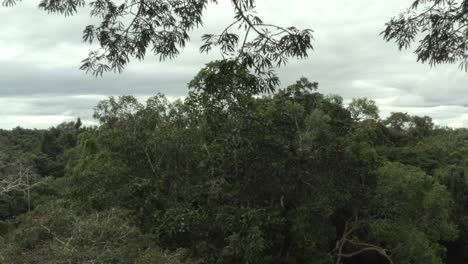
top-left (1, 0), bottom-right (467, 129)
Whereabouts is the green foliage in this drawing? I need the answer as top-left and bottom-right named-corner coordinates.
top-left (0, 202), bottom-right (191, 263)
top-left (383, 0), bottom-right (468, 70)
top-left (3, 0), bottom-right (313, 88)
top-left (1, 66), bottom-right (467, 263)
top-left (348, 98), bottom-right (379, 121)
top-left (370, 163), bottom-right (457, 257)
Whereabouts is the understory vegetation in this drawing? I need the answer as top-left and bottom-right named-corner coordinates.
top-left (1, 62), bottom-right (467, 264)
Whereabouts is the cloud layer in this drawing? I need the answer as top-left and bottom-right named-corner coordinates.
top-left (0, 0), bottom-right (467, 129)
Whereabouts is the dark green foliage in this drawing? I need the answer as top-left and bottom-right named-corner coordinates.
top-left (2, 0), bottom-right (313, 90)
top-left (0, 119), bottom-right (84, 219)
top-left (0, 202), bottom-right (190, 264)
top-left (383, 0), bottom-right (468, 70)
top-left (1, 66), bottom-right (467, 263)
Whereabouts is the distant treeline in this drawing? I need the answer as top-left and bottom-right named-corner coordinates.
top-left (1, 62), bottom-right (467, 264)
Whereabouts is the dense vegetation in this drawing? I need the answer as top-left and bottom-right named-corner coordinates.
top-left (1, 62), bottom-right (468, 263)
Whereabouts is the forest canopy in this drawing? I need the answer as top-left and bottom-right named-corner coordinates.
top-left (1, 62), bottom-right (467, 263)
top-left (1, 1), bottom-right (467, 263)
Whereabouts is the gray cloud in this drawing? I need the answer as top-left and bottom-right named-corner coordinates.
top-left (0, 0), bottom-right (467, 128)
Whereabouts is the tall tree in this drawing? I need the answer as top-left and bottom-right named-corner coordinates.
top-left (348, 98), bottom-right (379, 122)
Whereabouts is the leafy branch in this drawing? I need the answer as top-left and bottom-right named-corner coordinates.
top-left (2, 0), bottom-right (314, 92)
top-left (382, 0), bottom-right (468, 70)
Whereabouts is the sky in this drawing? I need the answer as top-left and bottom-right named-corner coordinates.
top-left (0, 0), bottom-right (467, 129)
